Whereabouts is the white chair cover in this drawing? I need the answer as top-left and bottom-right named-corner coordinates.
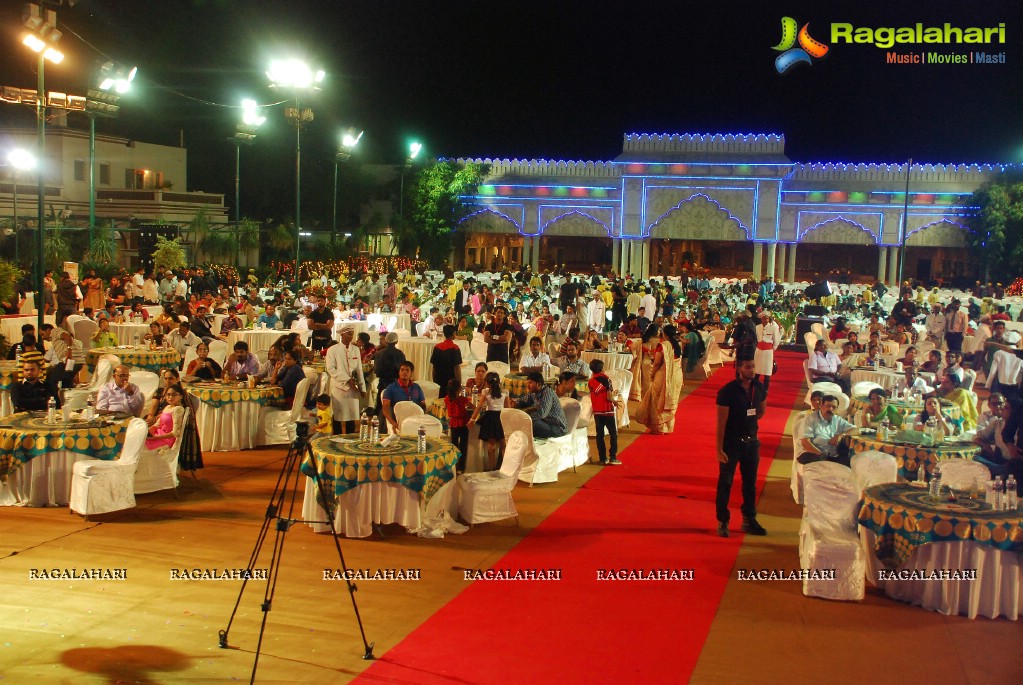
top-left (799, 462), bottom-right (864, 601)
top-left (207, 340), bottom-right (229, 366)
top-left (256, 377), bottom-right (311, 446)
top-left (418, 380), bottom-right (440, 406)
top-left (69, 418), bottom-right (147, 517)
top-left (130, 371), bottom-right (161, 409)
top-left (392, 401), bottom-right (425, 430)
top-left (487, 361), bottom-right (511, 377)
top-left (937, 458), bottom-right (991, 490)
top-left (73, 319), bottom-right (98, 350)
top-left (525, 399), bottom-right (580, 481)
top-left (804, 331), bottom-right (818, 356)
top-left (500, 409), bottom-right (546, 485)
top-left (458, 430), bottom-right (527, 525)
top-left (606, 367), bottom-right (633, 428)
top-left (849, 450), bottom-right (898, 493)
top-left (134, 409), bottom-right (189, 494)
top-left (181, 346), bottom-right (198, 373)
top-left (65, 354), bottom-right (120, 407)
top-left (469, 337), bottom-right (488, 361)
top-left (790, 411), bottom-right (810, 504)
top-left (851, 381), bottom-right (884, 398)
top-left (399, 415), bottom-right (444, 438)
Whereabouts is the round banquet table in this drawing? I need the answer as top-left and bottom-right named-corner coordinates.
top-left (427, 398), bottom-right (484, 473)
top-left (395, 337), bottom-right (469, 382)
top-left (858, 482), bottom-right (1023, 619)
top-left (501, 373), bottom-right (589, 401)
top-left (849, 366), bottom-right (901, 390)
top-left (0, 360), bottom-right (21, 417)
top-left (1, 314), bottom-right (56, 347)
top-left (184, 381), bottom-right (284, 451)
top-left (226, 329), bottom-right (311, 356)
top-left (87, 346), bottom-right (181, 374)
top-left (580, 350), bottom-right (635, 372)
top-left (848, 432), bottom-right (980, 481)
top-left (0, 411), bottom-right (131, 506)
top-left (300, 434), bottom-right (459, 538)
top-left (850, 395), bottom-right (961, 423)
top-left (108, 322), bottom-right (152, 346)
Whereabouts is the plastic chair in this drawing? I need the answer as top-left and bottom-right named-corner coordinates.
top-left (458, 430), bottom-right (527, 526)
top-left (70, 418), bottom-right (148, 519)
top-left (399, 414), bottom-right (444, 438)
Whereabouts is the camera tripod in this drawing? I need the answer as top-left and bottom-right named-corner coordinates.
top-left (218, 422), bottom-right (374, 683)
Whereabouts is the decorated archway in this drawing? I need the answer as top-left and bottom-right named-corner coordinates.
top-left (539, 211), bottom-right (612, 271)
top-left (646, 194), bottom-right (750, 276)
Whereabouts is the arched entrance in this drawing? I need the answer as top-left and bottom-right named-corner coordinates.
top-left (460, 209), bottom-right (523, 270)
top-left (904, 220), bottom-right (972, 282)
top-left (647, 194), bottom-right (751, 276)
top-left (797, 218), bottom-right (878, 282)
top-left (538, 211), bottom-right (612, 272)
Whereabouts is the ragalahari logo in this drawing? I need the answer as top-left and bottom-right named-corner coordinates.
top-left (772, 17), bottom-right (829, 73)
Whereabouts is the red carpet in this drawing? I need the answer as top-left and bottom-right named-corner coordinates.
top-left (355, 352), bottom-right (804, 684)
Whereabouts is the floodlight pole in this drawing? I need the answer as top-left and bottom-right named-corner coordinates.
top-left (88, 112), bottom-right (95, 245)
top-left (36, 53), bottom-right (46, 334)
top-left (896, 158), bottom-right (912, 289)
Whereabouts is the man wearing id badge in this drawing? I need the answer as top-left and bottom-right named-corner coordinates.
top-left (714, 353), bottom-right (767, 538)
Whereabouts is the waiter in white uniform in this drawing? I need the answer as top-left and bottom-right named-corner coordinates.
top-left (326, 326), bottom-right (365, 434)
top-left (754, 311), bottom-right (782, 392)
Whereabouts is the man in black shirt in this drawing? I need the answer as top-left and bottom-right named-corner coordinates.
top-left (430, 325), bottom-right (463, 398)
top-left (714, 355), bottom-right (767, 538)
top-left (308, 295), bottom-right (335, 352)
top-left (373, 332), bottom-right (406, 433)
top-left (12, 359), bottom-right (60, 412)
top-left (483, 307), bottom-right (512, 364)
top-left (891, 290), bottom-right (918, 327)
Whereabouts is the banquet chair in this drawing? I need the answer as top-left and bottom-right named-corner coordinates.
top-left (707, 330), bottom-right (725, 366)
top-left (416, 321), bottom-right (429, 337)
top-left (469, 337), bottom-right (488, 361)
top-left (540, 398), bottom-right (581, 475)
top-left (554, 397), bottom-right (585, 471)
top-left (130, 371), bottom-right (161, 410)
top-left (64, 354), bottom-right (120, 408)
top-left (850, 381), bottom-right (884, 398)
top-left (574, 395), bottom-right (594, 460)
top-left (799, 462), bottom-right (865, 601)
top-left (399, 415), bottom-right (444, 438)
top-left (418, 381), bottom-right (441, 406)
top-left (134, 409), bottom-right (190, 496)
top-left (393, 401), bottom-right (425, 430)
top-left (457, 430), bottom-right (528, 526)
top-left (688, 335), bottom-right (714, 381)
top-left (254, 349), bottom-right (268, 364)
top-left (64, 313), bottom-right (85, 334)
top-left (936, 458), bottom-right (991, 490)
top-left (487, 361), bottom-right (511, 377)
top-left (207, 340), bottom-right (228, 366)
top-left (69, 418), bottom-right (148, 519)
top-left (606, 368), bottom-right (633, 428)
top-left (386, 316), bottom-right (398, 332)
top-left (960, 368), bottom-right (977, 392)
top-left (804, 332), bottom-right (818, 357)
top-left (500, 408), bottom-right (547, 486)
top-left (811, 322), bottom-right (826, 340)
top-left (181, 346), bottom-right (198, 373)
top-left (790, 411), bottom-right (811, 504)
top-left (256, 377), bottom-right (311, 446)
top-left (548, 342), bottom-right (561, 359)
top-left (73, 318), bottom-right (99, 350)
top-left (849, 450), bottom-right (898, 493)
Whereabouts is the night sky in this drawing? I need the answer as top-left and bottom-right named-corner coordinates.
top-left (1, 0), bottom-right (1020, 225)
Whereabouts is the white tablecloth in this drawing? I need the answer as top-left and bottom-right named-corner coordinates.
top-left (395, 337), bottom-right (469, 382)
top-left (108, 322), bottom-right (151, 345)
top-left (1, 315), bottom-right (56, 344)
top-left (581, 350), bottom-right (635, 371)
top-left (194, 400), bottom-right (264, 451)
top-left (226, 329), bottom-right (310, 356)
top-left (850, 367), bottom-right (901, 390)
top-left (0, 450), bottom-right (84, 507)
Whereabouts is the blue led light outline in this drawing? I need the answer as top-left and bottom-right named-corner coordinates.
top-left (904, 218), bottom-right (975, 240)
top-left (537, 207), bottom-right (614, 237)
top-left (458, 206), bottom-right (524, 231)
top-left (796, 214), bottom-right (881, 244)
top-left (645, 192), bottom-right (752, 240)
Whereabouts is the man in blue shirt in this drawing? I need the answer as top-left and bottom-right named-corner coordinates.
top-left (381, 361), bottom-right (426, 433)
top-left (797, 394), bottom-right (857, 466)
top-left (257, 302), bottom-right (281, 329)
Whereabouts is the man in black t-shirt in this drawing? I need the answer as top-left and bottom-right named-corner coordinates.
top-left (308, 295), bottom-right (335, 351)
top-left (430, 325), bottom-right (463, 398)
top-left (484, 307), bottom-right (512, 364)
top-left (714, 355), bottom-right (767, 538)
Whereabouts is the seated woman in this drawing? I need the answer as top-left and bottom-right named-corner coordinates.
top-left (859, 343), bottom-right (885, 367)
top-left (859, 387), bottom-right (904, 428)
top-left (919, 349), bottom-right (943, 374)
top-left (455, 315), bottom-right (474, 342)
top-left (582, 329), bottom-right (604, 352)
top-left (146, 382), bottom-right (185, 449)
top-left (185, 341), bottom-right (223, 380)
top-left (828, 318), bottom-right (849, 342)
top-left (913, 396), bottom-right (954, 437)
top-left (146, 369), bottom-right (181, 426)
top-left (936, 373), bottom-right (978, 431)
top-left (846, 331), bottom-right (864, 353)
top-left (896, 345), bottom-right (919, 368)
top-left (154, 304), bottom-right (178, 334)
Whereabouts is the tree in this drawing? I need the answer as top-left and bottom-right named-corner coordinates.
top-left (84, 225), bottom-right (118, 265)
top-left (404, 160), bottom-right (489, 266)
top-left (964, 170), bottom-right (1023, 282)
top-left (152, 235), bottom-right (187, 273)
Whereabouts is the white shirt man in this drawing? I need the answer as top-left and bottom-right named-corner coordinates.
top-left (639, 290), bottom-right (658, 322)
top-left (174, 277), bottom-right (188, 298)
top-left (754, 315), bottom-right (783, 377)
top-left (326, 328), bottom-right (365, 428)
top-left (924, 306), bottom-right (946, 343)
top-left (586, 295), bottom-right (606, 333)
top-left (422, 313), bottom-right (445, 338)
top-left (166, 322), bottom-right (200, 357)
top-left (96, 365), bottom-right (145, 416)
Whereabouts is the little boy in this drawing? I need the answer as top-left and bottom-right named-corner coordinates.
top-left (444, 379), bottom-right (472, 473)
top-left (587, 359), bottom-right (621, 465)
top-left (314, 393), bottom-right (333, 435)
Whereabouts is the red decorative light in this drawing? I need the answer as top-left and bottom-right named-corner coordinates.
top-left (669, 164), bottom-right (688, 174)
top-left (569, 187), bottom-right (588, 198)
top-left (497, 186), bottom-right (513, 196)
top-left (912, 194), bottom-right (936, 205)
top-left (626, 164), bottom-right (644, 173)
top-left (535, 186), bottom-right (550, 196)
top-left (826, 191), bottom-right (848, 203)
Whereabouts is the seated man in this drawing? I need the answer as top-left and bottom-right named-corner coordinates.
top-left (555, 370), bottom-right (580, 400)
top-left (166, 320), bottom-right (200, 358)
top-left (256, 302), bottom-right (281, 329)
top-left (557, 341), bottom-right (591, 378)
top-left (91, 318), bottom-right (119, 348)
top-left (514, 371), bottom-right (568, 439)
top-left (223, 341), bottom-right (260, 380)
top-left (189, 305), bottom-right (216, 343)
top-left (518, 336), bottom-right (551, 375)
top-left (797, 394), bottom-right (857, 466)
top-left (380, 361), bottom-right (426, 433)
top-left (219, 308), bottom-right (243, 338)
top-left (11, 359), bottom-right (60, 412)
top-left (973, 395), bottom-right (1011, 477)
top-left (96, 364), bottom-right (145, 416)
top-left (16, 335), bottom-right (48, 382)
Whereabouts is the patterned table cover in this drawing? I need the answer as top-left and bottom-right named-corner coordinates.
top-left (87, 347), bottom-right (181, 374)
top-left (301, 434), bottom-right (457, 511)
top-left (0, 361), bottom-right (20, 393)
top-left (848, 433), bottom-right (980, 480)
top-left (858, 482), bottom-right (1023, 567)
top-left (183, 381), bottom-right (284, 409)
top-left (0, 412), bottom-right (129, 481)
top-left (850, 395), bottom-right (961, 422)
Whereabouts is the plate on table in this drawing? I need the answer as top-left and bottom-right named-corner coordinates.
top-left (97, 411), bottom-right (133, 420)
top-left (859, 428), bottom-right (876, 436)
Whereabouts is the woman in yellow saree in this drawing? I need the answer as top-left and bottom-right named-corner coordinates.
top-left (636, 325), bottom-right (684, 434)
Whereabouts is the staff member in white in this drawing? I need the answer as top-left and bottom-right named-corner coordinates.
top-left (585, 290), bottom-right (606, 335)
top-left (326, 326), bottom-right (365, 435)
top-left (754, 311), bottom-right (782, 392)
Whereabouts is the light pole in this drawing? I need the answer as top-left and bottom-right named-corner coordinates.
top-left (267, 58), bottom-right (324, 292)
top-left (230, 98), bottom-right (264, 261)
top-left (332, 128), bottom-right (362, 246)
top-left (396, 141), bottom-right (422, 255)
top-left (21, 2), bottom-right (64, 333)
top-left (86, 61), bottom-right (136, 246)
top-left (6, 149), bottom-right (36, 267)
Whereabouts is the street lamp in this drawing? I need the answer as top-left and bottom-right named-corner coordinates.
top-left (230, 98), bottom-right (265, 246)
top-left (267, 58), bottom-right (324, 291)
top-left (397, 141), bottom-right (422, 254)
top-left (332, 128), bottom-right (362, 245)
top-left (22, 2), bottom-right (64, 334)
top-left (6, 149), bottom-right (36, 266)
top-left (87, 60), bottom-right (136, 245)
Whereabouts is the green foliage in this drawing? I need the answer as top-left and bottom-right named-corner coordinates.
top-left (237, 218), bottom-right (261, 251)
top-left (45, 227), bottom-right (73, 270)
top-left (152, 235), bottom-right (187, 273)
top-left (85, 226), bottom-right (118, 265)
top-left (964, 170), bottom-right (1023, 281)
top-left (405, 160), bottom-right (489, 266)
top-left (267, 222), bottom-right (294, 254)
top-left (0, 258), bottom-right (26, 310)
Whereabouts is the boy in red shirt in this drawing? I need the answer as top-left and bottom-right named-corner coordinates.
top-left (444, 379), bottom-right (472, 473)
top-left (588, 359), bottom-right (621, 465)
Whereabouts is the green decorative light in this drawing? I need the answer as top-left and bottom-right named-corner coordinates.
top-left (591, 188), bottom-right (607, 198)
top-left (553, 186), bottom-right (569, 197)
top-left (480, 185), bottom-right (496, 196)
